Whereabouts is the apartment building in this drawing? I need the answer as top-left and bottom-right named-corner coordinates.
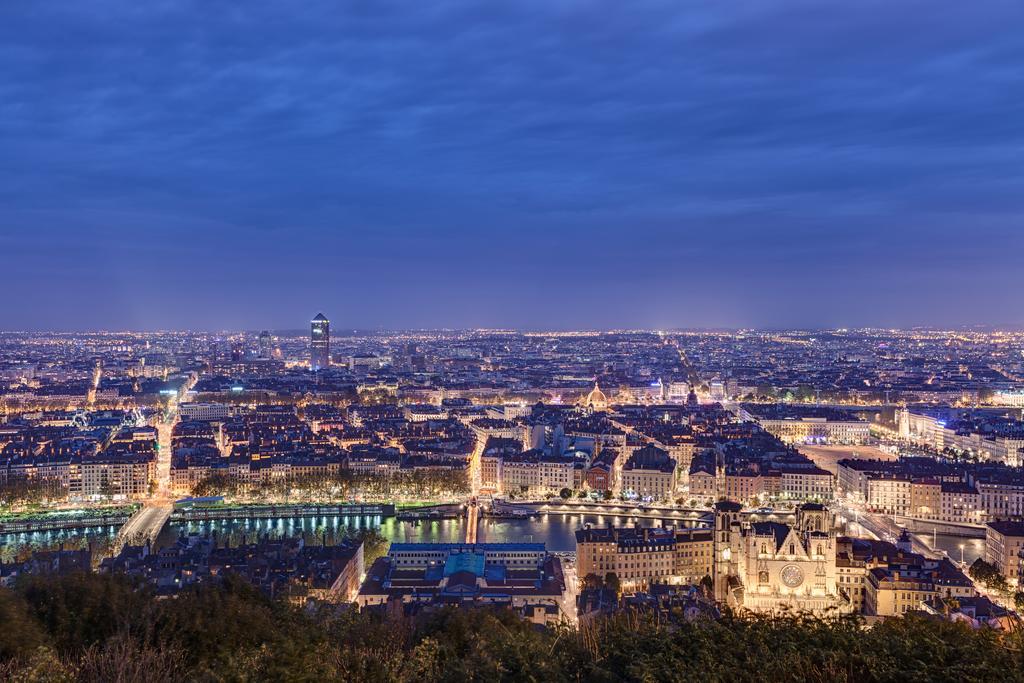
top-left (985, 520), bottom-right (1024, 586)
top-left (575, 526), bottom-right (713, 591)
top-left (620, 444), bottom-right (677, 502)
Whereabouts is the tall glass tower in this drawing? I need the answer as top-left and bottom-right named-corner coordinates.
top-left (310, 313), bottom-right (330, 370)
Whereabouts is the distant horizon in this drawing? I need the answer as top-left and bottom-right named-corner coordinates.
top-left (3, 324), bottom-right (1024, 336)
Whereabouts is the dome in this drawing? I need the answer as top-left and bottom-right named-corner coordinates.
top-left (585, 381), bottom-right (608, 409)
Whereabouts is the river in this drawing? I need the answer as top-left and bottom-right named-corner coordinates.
top-left (0, 511), bottom-right (701, 559)
top-left (0, 512), bottom-right (985, 566)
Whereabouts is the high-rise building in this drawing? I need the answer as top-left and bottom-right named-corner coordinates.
top-left (258, 330), bottom-right (273, 360)
top-left (311, 313), bottom-right (330, 370)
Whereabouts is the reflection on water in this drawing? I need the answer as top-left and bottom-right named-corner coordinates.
top-left (841, 522), bottom-right (985, 566)
top-left (2, 512), bottom-right (702, 557)
top-left (164, 513), bottom-right (698, 552)
top-left (0, 525), bottom-right (121, 561)
top-left (925, 533), bottom-right (985, 566)
top-left (479, 514), bottom-right (700, 551)
top-left (4, 511), bottom-right (979, 565)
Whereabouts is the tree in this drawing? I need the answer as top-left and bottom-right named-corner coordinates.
top-left (1015, 591), bottom-right (1024, 612)
top-left (968, 558), bottom-right (1000, 584)
top-left (192, 472), bottom-right (233, 498)
top-left (0, 477), bottom-right (67, 511)
top-left (348, 528), bottom-right (390, 566)
top-left (559, 488), bottom-right (571, 500)
top-left (5, 574), bottom-right (1024, 681)
top-left (794, 385), bottom-right (815, 402)
top-left (604, 572), bottom-right (621, 594)
top-left (968, 558), bottom-right (1009, 592)
top-left (581, 573), bottom-right (603, 591)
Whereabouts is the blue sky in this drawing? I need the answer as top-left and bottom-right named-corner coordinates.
top-left (2, 0), bottom-right (1022, 331)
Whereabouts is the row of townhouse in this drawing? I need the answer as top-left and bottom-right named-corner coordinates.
top-left (1, 452), bottom-right (155, 499)
top-left (575, 526), bottom-right (714, 591)
top-left (839, 459), bottom-right (1024, 524)
top-left (169, 449), bottom-right (345, 494)
top-left (495, 450), bottom-right (576, 497)
top-left (897, 408), bottom-right (1024, 466)
top-left (836, 536), bottom-right (976, 618)
top-left (689, 460), bottom-right (833, 504)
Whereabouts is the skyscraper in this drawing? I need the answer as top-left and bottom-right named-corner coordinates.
top-left (258, 330), bottom-right (273, 360)
top-left (310, 313), bottom-right (330, 370)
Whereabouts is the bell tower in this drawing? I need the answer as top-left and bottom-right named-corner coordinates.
top-left (795, 502), bottom-right (831, 533)
top-left (713, 500), bottom-right (743, 603)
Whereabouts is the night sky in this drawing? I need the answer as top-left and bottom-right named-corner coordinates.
top-left (2, 1), bottom-right (1022, 331)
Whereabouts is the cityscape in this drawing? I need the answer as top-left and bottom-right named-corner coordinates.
top-left (3, 322), bottom-right (1024, 673)
top-left (4, 0), bottom-right (1024, 680)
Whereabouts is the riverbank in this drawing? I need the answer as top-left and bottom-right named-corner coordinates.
top-left (173, 502), bottom-right (396, 522)
top-left (0, 505), bottom-right (139, 534)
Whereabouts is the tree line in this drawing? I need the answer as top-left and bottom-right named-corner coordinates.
top-left (191, 467), bottom-right (470, 502)
top-left (1, 572), bottom-right (1023, 682)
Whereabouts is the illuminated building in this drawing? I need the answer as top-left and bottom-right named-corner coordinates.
top-left (310, 313), bottom-right (330, 370)
top-left (713, 501), bottom-right (848, 615)
top-left (179, 402), bottom-right (231, 422)
top-left (864, 559), bottom-right (974, 618)
top-left (258, 330), bottom-right (273, 360)
top-left (575, 526), bottom-right (713, 591)
top-left (500, 450), bottom-right (574, 497)
top-left (357, 543), bottom-right (569, 625)
top-left (740, 405), bottom-right (870, 445)
top-left (620, 444), bottom-right (677, 502)
top-left (583, 381), bottom-right (608, 411)
top-left (984, 520), bottom-right (1024, 586)
top-left (897, 408), bottom-right (1024, 467)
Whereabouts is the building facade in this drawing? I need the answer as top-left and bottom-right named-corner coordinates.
top-left (311, 313), bottom-right (330, 370)
top-left (575, 526), bottom-right (713, 591)
top-left (985, 520), bottom-right (1024, 586)
top-left (712, 501), bottom-right (848, 615)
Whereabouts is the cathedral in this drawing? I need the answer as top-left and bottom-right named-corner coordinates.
top-left (712, 501), bottom-right (849, 615)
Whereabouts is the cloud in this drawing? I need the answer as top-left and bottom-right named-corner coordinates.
top-left (0, 0), bottom-right (1022, 329)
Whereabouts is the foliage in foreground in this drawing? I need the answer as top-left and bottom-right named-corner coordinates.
top-left (1, 573), bottom-right (1023, 682)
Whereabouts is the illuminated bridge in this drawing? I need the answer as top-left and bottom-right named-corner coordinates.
top-left (114, 502), bottom-right (173, 552)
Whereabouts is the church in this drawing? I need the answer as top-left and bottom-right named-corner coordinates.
top-left (582, 381), bottom-right (609, 411)
top-left (713, 501), bottom-right (849, 615)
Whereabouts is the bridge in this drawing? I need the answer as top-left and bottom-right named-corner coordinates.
top-left (530, 499), bottom-right (715, 523)
top-left (894, 515), bottom-right (986, 539)
top-left (114, 502), bottom-right (172, 552)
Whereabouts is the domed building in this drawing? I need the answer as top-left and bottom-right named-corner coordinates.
top-left (583, 381), bottom-right (608, 411)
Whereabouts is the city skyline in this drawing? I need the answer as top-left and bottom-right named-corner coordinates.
top-left (6, 322), bottom-right (1024, 334)
top-left (3, 1), bottom-right (1024, 331)
top-left (3, 321), bottom-right (1024, 673)
top-left (4, 2), bottom-right (1024, 676)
